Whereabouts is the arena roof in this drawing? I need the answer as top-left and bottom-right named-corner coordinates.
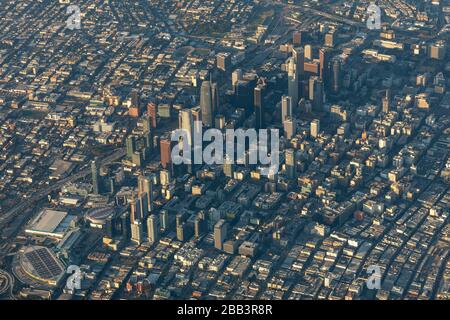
top-left (19, 246), bottom-right (65, 286)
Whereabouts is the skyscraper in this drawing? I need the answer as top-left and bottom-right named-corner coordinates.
top-left (131, 89), bottom-right (140, 109)
top-left (194, 217), bottom-right (204, 239)
top-left (214, 219), bottom-right (227, 250)
top-left (191, 106), bottom-right (202, 123)
top-left (319, 48), bottom-right (330, 82)
top-left (325, 32), bottom-right (335, 48)
top-left (235, 80), bottom-right (254, 116)
top-left (382, 89), bottom-right (391, 113)
top-left (138, 175), bottom-right (154, 214)
top-left (178, 109), bottom-right (194, 148)
top-left (283, 118), bottom-right (296, 140)
top-left (159, 210), bottom-right (169, 231)
top-left (136, 192), bottom-right (149, 222)
top-left (429, 41), bottom-right (446, 60)
top-left (217, 52), bottom-right (231, 72)
top-left (254, 80), bottom-right (266, 130)
top-left (91, 158), bottom-right (100, 195)
top-left (200, 80), bottom-right (219, 128)
top-left (211, 82), bottom-right (220, 117)
top-left (147, 102), bottom-right (157, 128)
top-left (129, 89), bottom-right (141, 117)
top-left (126, 135), bottom-right (136, 159)
top-left (130, 221), bottom-right (144, 244)
top-left (223, 155), bottom-right (234, 178)
top-left (130, 191), bottom-right (137, 225)
top-left (160, 136), bottom-right (173, 173)
top-left (288, 48), bottom-right (304, 107)
top-left (311, 119), bottom-right (320, 138)
top-left (147, 214), bottom-right (160, 244)
top-left (288, 58), bottom-right (299, 108)
top-left (332, 60), bottom-right (341, 94)
top-left (309, 76), bottom-right (324, 112)
top-left (292, 47), bottom-right (305, 79)
top-left (176, 214), bottom-right (188, 242)
top-left (293, 31), bottom-right (302, 46)
top-left (304, 45), bottom-right (313, 60)
top-left (160, 169), bottom-right (171, 187)
top-left (281, 95), bottom-right (293, 123)
top-left (232, 69), bottom-right (243, 89)
top-left (285, 149), bottom-right (296, 179)
top-left (143, 115), bottom-right (153, 156)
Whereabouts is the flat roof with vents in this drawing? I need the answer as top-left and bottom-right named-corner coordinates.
top-left (25, 208), bottom-right (76, 239)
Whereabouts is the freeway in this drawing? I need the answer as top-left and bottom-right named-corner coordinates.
top-left (0, 148), bottom-right (127, 229)
top-left (275, 1), bottom-right (432, 38)
top-left (271, 1), bottom-right (365, 28)
top-left (0, 269), bottom-right (14, 299)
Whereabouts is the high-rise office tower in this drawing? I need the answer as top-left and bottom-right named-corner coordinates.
top-left (215, 115), bottom-right (225, 129)
top-left (129, 190), bottom-right (144, 244)
top-left (214, 219), bottom-right (227, 250)
top-left (146, 214), bottom-right (160, 244)
top-left (200, 80), bottom-right (219, 128)
top-left (309, 76), bottom-right (324, 112)
top-left (126, 135), bottom-right (136, 159)
top-left (285, 149), bottom-right (296, 179)
top-left (138, 175), bottom-right (154, 214)
top-left (176, 223), bottom-right (185, 242)
top-left (429, 41), bottom-right (446, 60)
top-left (217, 53), bottom-right (231, 72)
top-left (382, 89), bottom-right (391, 113)
top-left (293, 31), bottom-right (303, 46)
top-left (332, 60), bottom-right (341, 94)
top-left (288, 58), bottom-right (299, 108)
top-left (211, 82), bottom-right (220, 117)
top-left (91, 158), bottom-right (100, 194)
top-left (176, 214), bottom-right (183, 229)
top-left (288, 47), bottom-right (304, 107)
top-left (143, 116), bottom-right (154, 155)
top-left (176, 214), bottom-right (186, 242)
top-left (130, 221), bottom-right (144, 245)
top-left (131, 152), bottom-right (143, 168)
top-left (235, 80), bottom-right (254, 116)
top-left (131, 89), bottom-right (140, 108)
top-left (223, 155), bottom-right (234, 178)
top-left (160, 169), bottom-right (171, 187)
top-left (308, 76), bottom-right (317, 101)
top-left (319, 48), bottom-right (330, 82)
top-left (194, 217), bottom-right (204, 239)
top-left (254, 80), bottom-right (266, 130)
top-left (283, 118), bottom-right (296, 140)
top-left (281, 95), bottom-right (293, 123)
top-left (160, 136), bottom-right (173, 172)
top-left (304, 45), bottom-right (313, 60)
top-left (147, 102), bottom-right (157, 128)
top-left (159, 210), bottom-right (169, 231)
top-left (129, 90), bottom-right (141, 118)
top-left (232, 69), bottom-right (243, 89)
top-left (292, 47), bottom-right (305, 78)
top-left (311, 119), bottom-right (320, 138)
top-left (143, 115), bottom-right (151, 134)
top-left (136, 193), bottom-right (148, 221)
top-left (119, 211), bottom-right (129, 240)
top-left (325, 32), bottom-right (335, 48)
top-left (130, 192), bottom-right (137, 224)
top-left (191, 106), bottom-right (202, 123)
top-left (178, 109), bottom-right (194, 147)
top-left (200, 80), bottom-right (213, 127)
